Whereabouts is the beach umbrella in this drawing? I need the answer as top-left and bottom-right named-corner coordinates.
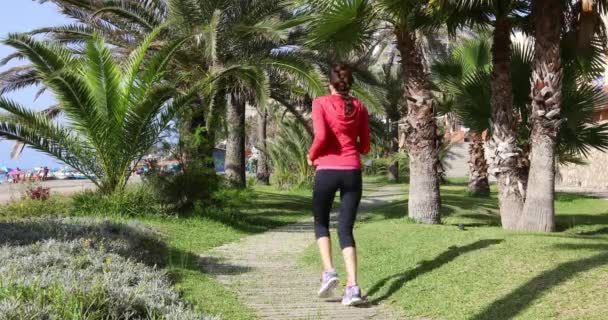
top-left (8, 169), bottom-right (22, 176)
top-left (0, 166), bottom-right (8, 173)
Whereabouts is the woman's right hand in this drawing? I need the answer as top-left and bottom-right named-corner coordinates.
top-left (307, 155), bottom-right (313, 167)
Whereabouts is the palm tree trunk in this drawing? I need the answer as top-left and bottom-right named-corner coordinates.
top-left (389, 110), bottom-right (400, 153)
top-left (468, 131), bottom-right (490, 197)
top-left (387, 110), bottom-right (400, 183)
top-left (256, 109), bottom-right (270, 185)
top-left (388, 160), bottom-right (399, 183)
top-left (488, 17), bottom-right (525, 229)
top-left (206, 89), bottom-right (226, 148)
top-left (179, 102), bottom-right (208, 172)
top-left (225, 93), bottom-right (247, 188)
top-left (520, 0), bottom-right (564, 232)
top-left (396, 30), bottom-right (441, 224)
top-left (271, 94), bottom-right (313, 136)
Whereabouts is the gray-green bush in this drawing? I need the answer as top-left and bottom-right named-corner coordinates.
top-left (0, 218), bottom-right (214, 319)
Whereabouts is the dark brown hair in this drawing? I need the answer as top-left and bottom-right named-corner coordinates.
top-left (330, 63), bottom-right (354, 115)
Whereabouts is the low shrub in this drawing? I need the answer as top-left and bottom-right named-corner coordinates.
top-left (363, 153), bottom-right (410, 182)
top-left (144, 160), bottom-right (220, 212)
top-left (0, 218), bottom-right (166, 266)
top-left (0, 197), bottom-right (70, 218)
top-left (0, 239), bottom-right (214, 319)
top-left (72, 184), bottom-right (170, 217)
top-left (190, 187), bottom-right (258, 224)
top-left (0, 218), bottom-right (215, 319)
top-left (24, 185), bottom-right (50, 201)
top-left (210, 186), bottom-right (257, 210)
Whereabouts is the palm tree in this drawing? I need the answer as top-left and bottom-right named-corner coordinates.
top-left (432, 32), bottom-right (608, 205)
top-left (303, 0), bottom-right (448, 223)
top-left (516, 0), bottom-right (565, 232)
top-left (451, 0), bottom-right (531, 228)
top-left (3, 0), bottom-right (326, 189)
top-left (519, 0), bottom-right (608, 231)
top-left (451, 0), bottom-right (608, 231)
top-left (0, 32), bottom-right (199, 194)
top-left (432, 36), bottom-right (493, 196)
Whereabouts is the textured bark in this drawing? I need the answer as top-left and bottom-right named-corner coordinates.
top-left (387, 108), bottom-right (401, 153)
top-left (180, 98), bottom-right (211, 172)
top-left (487, 17), bottom-right (525, 229)
top-left (256, 109), bottom-right (270, 185)
top-left (396, 30), bottom-right (441, 224)
top-left (388, 161), bottom-right (399, 183)
top-left (468, 131), bottom-right (490, 197)
top-left (520, 0), bottom-right (564, 232)
top-left (225, 94), bottom-right (247, 188)
top-left (206, 89), bottom-right (226, 147)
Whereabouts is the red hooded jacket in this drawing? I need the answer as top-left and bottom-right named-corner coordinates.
top-left (308, 94), bottom-right (371, 170)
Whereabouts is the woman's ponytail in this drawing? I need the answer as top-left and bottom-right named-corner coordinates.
top-left (330, 63), bottom-right (354, 115)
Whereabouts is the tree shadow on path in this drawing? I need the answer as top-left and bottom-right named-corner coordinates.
top-left (367, 239), bottom-right (504, 304)
top-left (472, 243), bottom-right (608, 320)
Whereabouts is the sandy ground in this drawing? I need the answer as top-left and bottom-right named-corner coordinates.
top-left (0, 176), bottom-right (142, 203)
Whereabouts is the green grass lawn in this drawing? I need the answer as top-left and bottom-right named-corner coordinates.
top-left (0, 185), bottom-right (314, 320)
top-left (301, 182), bottom-right (608, 320)
top-left (139, 186), bottom-right (313, 320)
top-left (4, 179), bottom-right (608, 319)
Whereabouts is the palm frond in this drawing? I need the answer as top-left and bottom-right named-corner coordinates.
top-left (562, 32), bottom-right (606, 82)
top-left (262, 54), bottom-right (325, 97)
top-left (511, 36), bottom-right (534, 112)
top-left (306, 0), bottom-right (377, 58)
top-left (235, 16), bottom-right (290, 43)
top-left (92, 0), bottom-right (163, 31)
top-left (0, 97), bottom-right (99, 177)
top-left (3, 33), bottom-right (75, 76)
top-left (0, 65), bottom-right (42, 95)
top-left (195, 9), bottom-right (222, 64)
top-left (0, 52), bottom-right (26, 67)
top-left (122, 26), bottom-right (164, 100)
top-left (558, 81), bottom-right (608, 159)
top-left (83, 35), bottom-right (124, 124)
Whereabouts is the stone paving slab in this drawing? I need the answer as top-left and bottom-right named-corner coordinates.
top-left (200, 185), bottom-right (408, 320)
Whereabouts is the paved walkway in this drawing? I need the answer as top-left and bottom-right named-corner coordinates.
top-left (200, 184), bottom-right (407, 320)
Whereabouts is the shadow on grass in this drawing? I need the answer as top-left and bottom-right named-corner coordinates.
top-left (197, 191), bottom-right (313, 235)
top-left (441, 189), bottom-right (498, 211)
top-left (367, 239), bottom-right (504, 304)
top-left (574, 227), bottom-right (608, 236)
top-left (370, 191), bottom-right (500, 226)
top-left (554, 192), bottom-right (599, 202)
top-left (472, 243), bottom-right (608, 320)
top-left (442, 178), bottom-right (469, 187)
top-left (167, 251), bottom-right (253, 285)
top-left (556, 213), bottom-right (608, 232)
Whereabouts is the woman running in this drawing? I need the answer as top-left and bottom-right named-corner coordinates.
top-left (307, 63), bottom-right (371, 306)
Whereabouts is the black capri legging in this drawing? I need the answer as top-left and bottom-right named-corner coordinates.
top-left (313, 169), bottom-right (362, 249)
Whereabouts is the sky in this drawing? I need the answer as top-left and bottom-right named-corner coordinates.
top-left (0, 1), bottom-right (69, 169)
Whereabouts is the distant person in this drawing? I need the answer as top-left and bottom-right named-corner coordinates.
top-left (42, 167), bottom-right (49, 181)
top-left (307, 63), bottom-right (371, 306)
